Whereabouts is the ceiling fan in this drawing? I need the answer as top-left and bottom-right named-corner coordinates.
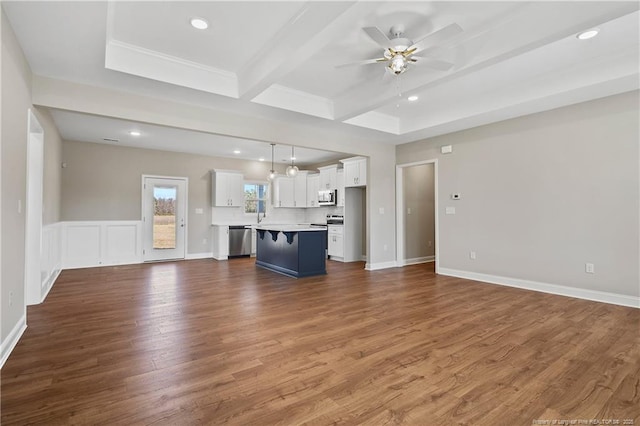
top-left (338, 23), bottom-right (463, 76)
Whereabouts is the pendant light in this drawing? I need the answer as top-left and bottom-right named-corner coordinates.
top-left (268, 143), bottom-right (277, 180)
top-left (286, 146), bottom-right (299, 177)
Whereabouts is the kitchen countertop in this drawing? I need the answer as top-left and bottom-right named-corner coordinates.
top-left (253, 224), bottom-right (327, 232)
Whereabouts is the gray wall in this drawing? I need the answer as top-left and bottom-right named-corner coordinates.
top-left (2, 11), bottom-right (63, 341)
top-left (61, 140), bottom-right (285, 255)
top-left (403, 163), bottom-right (435, 260)
top-left (397, 91), bottom-right (639, 297)
top-left (34, 76), bottom-right (398, 268)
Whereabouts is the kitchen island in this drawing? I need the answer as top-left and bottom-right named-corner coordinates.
top-left (254, 225), bottom-right (327, 278)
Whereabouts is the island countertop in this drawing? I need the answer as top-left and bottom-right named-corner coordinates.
top-left (252, 224), bottom-right (327, 232)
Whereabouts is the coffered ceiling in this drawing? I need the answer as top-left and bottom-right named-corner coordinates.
top-left (3, 1), bottom-right (638, 161)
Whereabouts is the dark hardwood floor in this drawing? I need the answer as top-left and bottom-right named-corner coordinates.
top-left (2, 258), bottom-right (639, 425)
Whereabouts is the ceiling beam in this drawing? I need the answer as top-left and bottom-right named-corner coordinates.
top-left (237, 1), bottom-right (379, 102)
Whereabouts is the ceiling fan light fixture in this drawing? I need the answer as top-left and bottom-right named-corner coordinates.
top-left (389, 55), bottom-right (408, 75)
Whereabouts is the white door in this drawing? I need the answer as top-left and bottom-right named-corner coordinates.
top-left (142, 176), bottom-right (187, 261)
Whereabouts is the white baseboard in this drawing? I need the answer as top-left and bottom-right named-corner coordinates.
top-left (1, 314), bottom-right (27, 368)
top-left (365, 260), bottom-right (398, 271)
top-left (185, 252), bottom-right (213, 260)
top-left (438, 267), bottom-right (640, 309)
top-left (40, 268), bottom-right (61, 303)
top-left (400, 255), bottom-right (435, 266)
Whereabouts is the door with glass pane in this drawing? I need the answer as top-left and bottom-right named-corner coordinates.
top-left (142, 176), bottom-right (187, 261)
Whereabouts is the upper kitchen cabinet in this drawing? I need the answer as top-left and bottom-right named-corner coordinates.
top-left (211, 170), bottom-right (244, 207)
top-left (340, 157), bottom-right (367, 187)
top-left (294, 172), bottom-right (308, 207)
top-left (318, 165), bottom-right (338, 190)
top-left (306, 174), bottom-right (320, 208)
top-left (273, 176), bottom-right (294, 208)
top-left (337, 169), bottom-right (345, 207)
top-left (273, 172), bottom-right (308, 208)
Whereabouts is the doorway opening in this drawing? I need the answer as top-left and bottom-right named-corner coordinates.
top-left (142, 176), bottom-right (188, 262)
top-left (396, 160), bottom-right (438, 272)
top-left (25, 109), bottom-right (44, 305)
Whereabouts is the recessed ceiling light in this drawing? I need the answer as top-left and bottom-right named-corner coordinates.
top-left (129, 131), bottom-right (141, 136)
top-left (233, 150), bottom-right (241, 154)
top-left (577, 29), bottom-right (599, 40)
top-left (408, 95), bottom-right (419, 102)
top-left (190, 18), bottom-right (208, 30)
top-left (259, 158), bottom-right (265, 162)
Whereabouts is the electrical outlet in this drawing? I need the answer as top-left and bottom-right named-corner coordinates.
top-left (383, 244), bottom-right (388, 251)
top-left (407, 207), bottom-right (411, 215)
top-left (202, 238), bottom-right (208, 245)
top-left (585, 263), bottom-right (595, 274)
top-left (428, 241), bottom-right (432, 247)
top-left (469, 251), bottom-right (476, 260)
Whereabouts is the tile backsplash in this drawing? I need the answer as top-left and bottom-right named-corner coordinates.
top-left (211, 205), bottom-right (343, 225)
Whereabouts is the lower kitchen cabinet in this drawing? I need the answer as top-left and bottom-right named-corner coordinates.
top-left (212, 225), bottom-right (229, 260)
top-left (327, 225), bottom-right (344, 260)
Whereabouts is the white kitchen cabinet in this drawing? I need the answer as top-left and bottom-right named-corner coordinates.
top-left (318, 164), bottom-right (338, 190)
top-left (327, 225), bottom-right (344, 260)
top-left (211, 170), bottom-right (244, 207)
top-left (273, 176), bottom-right (294, 208)
top-left (306, 174), bottom-right (319, 208)
top-left (336, 170), bottom-right (345, 207)
top-left (294, 172), bottom-right (308, 207)
top-left (212, 225), bottom-right (229, 260)
top-left (273, 172), bottom-right (308, 208)
top-left (341, 157), bottom-right (367, 187)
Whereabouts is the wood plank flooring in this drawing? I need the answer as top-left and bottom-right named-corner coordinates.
top-left (2, 259), bottom-right (639, 425)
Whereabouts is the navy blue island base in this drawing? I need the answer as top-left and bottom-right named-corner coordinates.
top-left (255, 226), bottom-right (327, 278)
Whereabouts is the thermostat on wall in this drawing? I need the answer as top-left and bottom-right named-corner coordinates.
top-left (441, 145), bottom-right (453, 154)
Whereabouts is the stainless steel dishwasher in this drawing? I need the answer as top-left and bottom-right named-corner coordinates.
top-left (228, 226), bottom-right (251, 257)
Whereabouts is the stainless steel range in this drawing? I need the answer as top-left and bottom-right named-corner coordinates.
top-left (326, 214), bottom-right (344, 225)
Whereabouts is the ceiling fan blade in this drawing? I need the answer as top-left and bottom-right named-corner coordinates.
top-left (363, 26), bottom-right (391, 48)
top-left (409, 23), bottom-right (463, 52)
top-left (410, 56), bottom-right (454, 71)
top-left (335, 57), bottom-right (387, 68)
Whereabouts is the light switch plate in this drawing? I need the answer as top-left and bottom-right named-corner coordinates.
top-left (446, 207), bottom-right (456, 215)
top-left (195, 208), bottom-right (204, 214)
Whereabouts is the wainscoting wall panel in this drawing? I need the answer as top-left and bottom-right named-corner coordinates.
top-left (61, 221), bottom-right (142, 269)
top-left (40, 222), bottom-right (62, 303)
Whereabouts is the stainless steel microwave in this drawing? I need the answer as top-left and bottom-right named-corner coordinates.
top-left (318, 189), bottom-right (337, 206)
